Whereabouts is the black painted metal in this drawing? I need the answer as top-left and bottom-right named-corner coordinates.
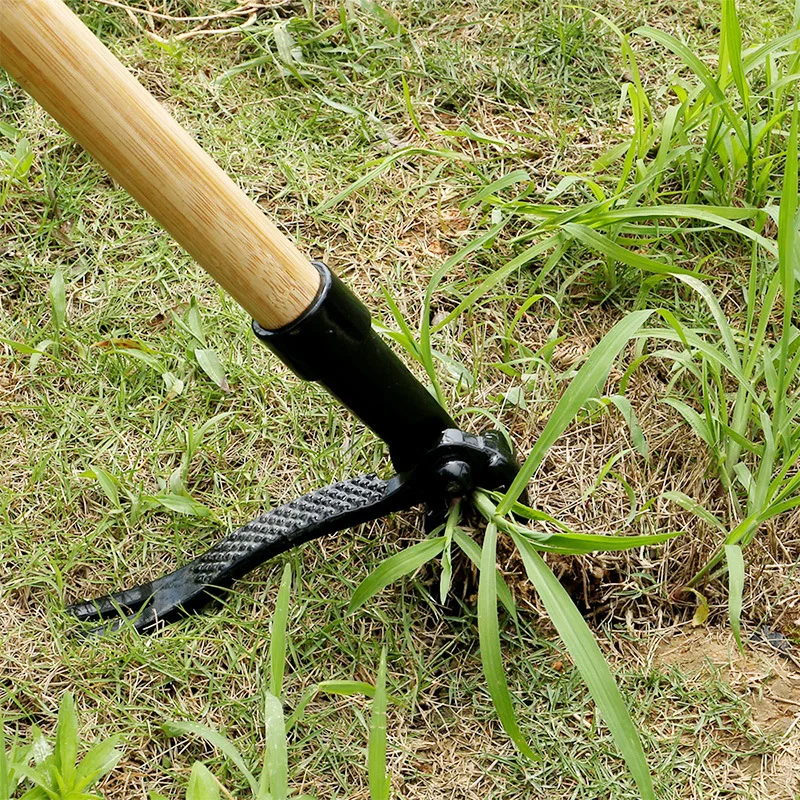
top-left (253, 261), bottom-right (456, 472)
top-left (68, 429), bottom-right (522, 635)
top-left (68, 474), bottom-right (406, 635)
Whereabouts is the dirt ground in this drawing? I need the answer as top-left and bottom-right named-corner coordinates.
top-left (652, 628), bottom-right (800, 800)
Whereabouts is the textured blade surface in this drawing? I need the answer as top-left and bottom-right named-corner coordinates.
top-left (191, 474), bottom-right (390, 583)
top-left (68, 472), bottom-right (411, 634)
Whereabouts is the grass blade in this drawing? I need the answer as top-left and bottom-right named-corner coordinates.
top-left (498, 310), bottom-right (654, 514)
top-left (778, 102), bottom-right (798, 278)
top-left (420, 221), bottom-right (506, 404)
top-left (315, 147), bottom-right (466, 212)
top-left (511, 534), bottom-right (654, 799)
top-left (478, 523), bottom-right (536, 759)
top-left (439, 501), bottom-right (459, 604)
top-left (269, 563), bottom-right (292, 698)
top-left (162, 721), bottom-right (259, 796)
top-left (725, 544), bottom-right (746, 652)
top-left (605, 395), bottom-right (648, 457)
top-left (452, 526), bottom-right (517, 620)
top-left (634, 26), bottom-right (745, 143)
top-left (432, 237), bottom-right (556, 332)
top-left (721, 0), bottom-right (749, 104)
top-left (563, 223), bottom-right (703, 277)
top-left (0, 724), bottom-right (8, 800)
top-left (348, 538), bottom-right (445, 613)
top-left (674, 275), bottom-right (742, 371)
top-left (367, 648), bottom-right (390, 800)
top-left (473, 491), bottom-right (678, 555)
top-left (465, 168), bottom-right (531, 208)
top-left (262, 693), bottom-right (288, 800)
top-left (663, 491), bottom-right (727, 532)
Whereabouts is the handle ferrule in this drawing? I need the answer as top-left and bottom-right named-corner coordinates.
top-left (254, 263), bottom-right (456, 471)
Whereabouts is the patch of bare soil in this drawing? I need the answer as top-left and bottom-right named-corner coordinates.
top-left (654, 628), bottom-right (800, 799)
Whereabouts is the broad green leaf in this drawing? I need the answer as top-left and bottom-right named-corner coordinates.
top-left (316, 680), bottom-right (376, 698)
top-left (269, 563), bottom-right (292, 698)
top-left (499, 310), bottom-right (654, 514)
top-left (348, 538), bottom-right (445, 613)
top-left (162, 372), bottom-right (185, 397)
top-left (367, 649), bottom-right (390, 800)
top-left (692, 591), bottom-right (710, 626)
top-left (54, 694), bottom-right (78, 785)
top-left (89, 467), bottom-right (121, 509)
top-left (262, 693), bottom-right (287, 800)
top-left (73, 738), bottom-right (123, 791)
top-left (18, 789), bottom-right (51, 800)
top-left (273, 21), bottom-right (303, 66)
top-left (194, 348), bottom-right (230, 393)
top-left (360, 0), bottom-right (404, 34)
top-left (29, 339), bottom-right (54, 374)
top-left (49, 268), bottom-right (66, 331)
top-left (725, 544), bottom-right (745, 652)
top-left (163, 721), bottom-right (259, 796)
top-left (152, 493), bottom-right (211, 517)
top-left (511, 534), bottom-right (654, 799)
top-left (186, 763), bottom-right (220, 800)
top-left (29, 728), bottom-right (51, 765)
top-left (10, 137), bottom-right (33, 179)
top-left (12, 762), bottom-right (54, 798)
top-left (186, 299), bottom-right (206, 346)
top-left (478, 523), bottom-right (536, 759)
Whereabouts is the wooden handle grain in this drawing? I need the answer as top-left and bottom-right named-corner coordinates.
top-left (0, 0), bottom-right (320, 329)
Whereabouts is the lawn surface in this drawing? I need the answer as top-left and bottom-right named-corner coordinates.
top-left (1, 0), bottom-right (799, 797)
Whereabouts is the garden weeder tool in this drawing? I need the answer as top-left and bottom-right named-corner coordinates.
top-left (1, 0), bottom-right (523, 634)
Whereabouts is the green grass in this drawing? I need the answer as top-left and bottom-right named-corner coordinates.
top-left (2, 0), bottom-right (799, 797)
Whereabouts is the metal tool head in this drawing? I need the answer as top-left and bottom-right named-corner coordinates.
top-left (68, 430), bottom-right (522, 635)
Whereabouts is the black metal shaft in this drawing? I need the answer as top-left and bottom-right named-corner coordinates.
top-left (253, 262), bottom-right (456, 472)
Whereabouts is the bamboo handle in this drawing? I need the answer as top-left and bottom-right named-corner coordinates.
top-left (0, 0), bottom-right (320, 329)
